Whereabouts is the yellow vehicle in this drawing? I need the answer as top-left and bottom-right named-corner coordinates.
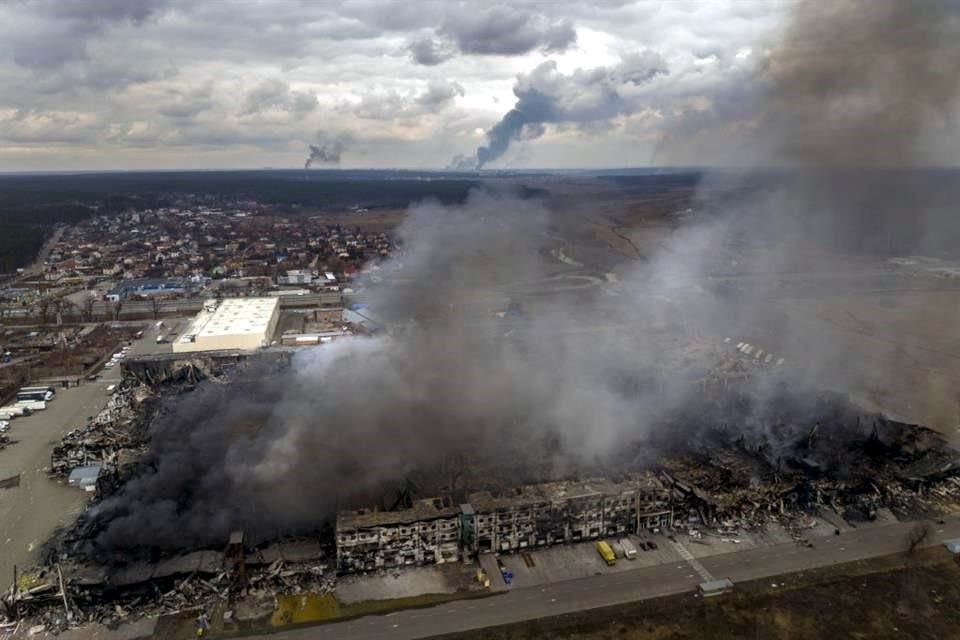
top-left (596, 540), bottom-right (617, 566)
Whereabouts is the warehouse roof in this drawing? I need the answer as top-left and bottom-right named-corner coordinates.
top-left (185, 297), bottom-right (279, 338)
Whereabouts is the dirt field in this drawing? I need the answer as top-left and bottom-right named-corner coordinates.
top-left (434, 548), bottom-right (960, 640)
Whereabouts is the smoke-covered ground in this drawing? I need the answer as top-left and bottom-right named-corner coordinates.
top-left (86, 0), bottom-right (960, 553)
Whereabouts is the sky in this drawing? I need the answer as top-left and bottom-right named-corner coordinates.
top-left (0, 1), bottom-right (811, 170)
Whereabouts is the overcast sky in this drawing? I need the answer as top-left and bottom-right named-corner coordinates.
top-left (0, 1), bottom-right (796, 170)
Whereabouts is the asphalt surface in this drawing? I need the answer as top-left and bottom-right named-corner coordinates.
top-left (258, 517), bottom-right (960, 640)
top-left (0, 376), bottom-right (118, 582)
top-left (0, 324), bottom-right (172, 582)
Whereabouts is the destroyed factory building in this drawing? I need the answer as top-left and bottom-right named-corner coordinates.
top-left (335, 475), bottom-right (673, 573)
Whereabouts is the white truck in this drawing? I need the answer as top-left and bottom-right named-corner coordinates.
top-left (618, 538), bottom-right (638, 560)
top-left (15, 400), bottom-right (46, 411)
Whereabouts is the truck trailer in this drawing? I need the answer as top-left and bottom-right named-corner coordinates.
top-left (619, 538), bottom-right (638, 560)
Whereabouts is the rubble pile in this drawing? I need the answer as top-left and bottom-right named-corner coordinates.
top-left (1, 540), bottom-right (336, 630)
top-left (48, 358), bottom-right (227, 484)
top-left (657, 389), bottom-right (960, 531)
top-left (48, 385), bottom-right (151, 479)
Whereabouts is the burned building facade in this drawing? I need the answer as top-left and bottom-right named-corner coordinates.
top-left (464, 476), bottom-right (672, 554)
top-left (336, 498), bottom-right (462, 573)
top-left (335, 475), bottom-right (673, 573)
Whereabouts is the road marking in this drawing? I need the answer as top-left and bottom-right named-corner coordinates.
top-left (670, 540), bottom-right (714, 582)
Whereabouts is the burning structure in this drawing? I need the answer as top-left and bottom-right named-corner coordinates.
top-left (464, 475), bottom-right (672, 555)
top-left (336, 499), bottom-right (462, 573)
top-left (335, 474), bottom-right (673, 572)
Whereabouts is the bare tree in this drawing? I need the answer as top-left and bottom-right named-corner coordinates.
top-left (112, 300), bottom-right (123, 322)
top-left (905, 521), bottom-right (933, 556)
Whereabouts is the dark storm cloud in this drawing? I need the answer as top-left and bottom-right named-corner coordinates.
top-left (8, 0), bottom-right (170, 69)
top-left (51, 0), bottom-right (169, 23)
top-left (405, 3), bottom-right (577, 65)
top-left (442, 5), bottom-right (576, 56)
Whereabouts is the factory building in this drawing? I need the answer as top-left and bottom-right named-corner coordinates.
top-left (336, 498), bottom-right (461, 573)
top-left (464, 476), bottom-right (673, 554)
top-left (173, 297), bottom-right (280, 353)
top-left (335, 475), bottom-right (673, 574)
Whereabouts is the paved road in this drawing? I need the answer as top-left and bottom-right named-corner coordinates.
top-left (258, 517), bottom-right (960, 640)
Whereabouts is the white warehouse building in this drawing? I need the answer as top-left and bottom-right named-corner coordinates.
top-left (173, 297), bottom-right (280, 353)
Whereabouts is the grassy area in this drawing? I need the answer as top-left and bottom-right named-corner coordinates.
top-left (434, 548), bottom-right (960, 640)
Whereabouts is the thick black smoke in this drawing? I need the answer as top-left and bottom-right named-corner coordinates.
top-left (304, 134), bottom-right (345, 168)
top-left (459, 51), bottom-right (669, 169)
top-left (90, 189), bottom-right (676, 550)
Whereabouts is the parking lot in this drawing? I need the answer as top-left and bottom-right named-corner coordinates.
top-left (489, 508), bottom-right (905, 591)
top-left (0, 322), bottom-right (178, 581)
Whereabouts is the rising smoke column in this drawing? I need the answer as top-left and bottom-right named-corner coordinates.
top-left (458, 51), bottom-right (669, 169)
top-left (304, 133), bottom-right (346, 168)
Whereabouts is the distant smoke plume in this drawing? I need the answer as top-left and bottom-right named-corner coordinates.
top-left (458, 51), bottom-right (668, 169)
top-left (304, 134), bottom-right (346, 168)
